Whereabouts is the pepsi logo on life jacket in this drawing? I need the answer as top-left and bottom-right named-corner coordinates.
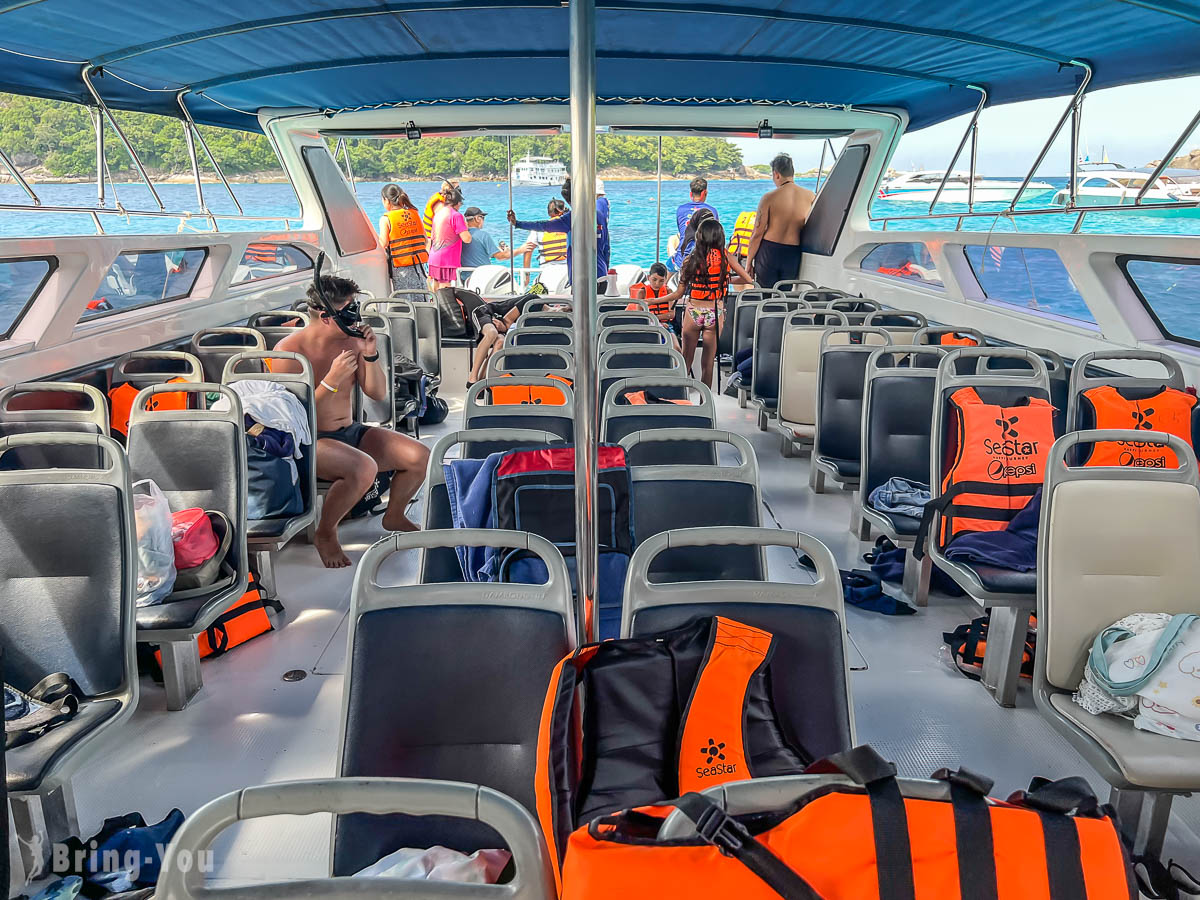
top-left (1081, 384), bottom-right (1197, 468)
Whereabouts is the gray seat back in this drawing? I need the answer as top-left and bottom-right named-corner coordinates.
top-left (1066, 349), bottom-right (1187, 436)
top-left (865, 309), bottom-right (928, 343)
top-left (623, 527), bottom-right (854, 760)
top-left (127, 383), bottom-right (249, 630)
top-left (516, 311), bottom-right (573, 330)
top-left (622, 429), bottom-right (763, 580)
top-left (731, 290), bottom-right (784, 362)
top-left (223, 351), bottom-right (318, 541)
top-left (421, 428), bottom-right (565, 583)
top-left (247, 310), bottom-right (309, 351)
top-left (753, 309), bottom-right (800, 406)
top-left (860, 346), bottom-right (948, 515)
top-left (776, 310), bottom-right (848, 431)
top-left (0, 382), bottom-right (108, 469)
top-left (390, 291), bottom-right (442, 378)
top-left (190, 328), bottom-right (267, 382)
top-left (527, 299), bottom-right (572, 313)
top-left (800, 288), bottom-right (851, 307)
top-left (463, 377), bottom-right (575, 457)
top-left (354, 313), bottom-right (395, 429)
top-left (774, 279), bottom-right (817, 296)
top-left (336, 530), bottom-right (575, 873)
top-left (486, 347), bottom-right (575, 379)
top-left (599, 297), bottom-right (643, 313)
top-left (603, 377), bottom-right (716, 465)
top-left (111, 350), bottom-right (204, 392)
top-left (598, 325), bottom-right (670, 348)
top-left (0, 433), bottom-right (136, 707)
top-left (160, 779), bottom-right (555, 900)
top-left (914, 325), bottom-right (986, 348)
top-left (813, 327), bottom-right (892, 466)
top-left (506, 327), bottom-right (575, 351)
top-left (596, 311), bottom-right (655, 329)
top-left (598, 346), bottom-right (687, 399)
top-left (363, 299), bottom-right (420, 364)
top-left (1037, 431), bottom-right (1200, 701)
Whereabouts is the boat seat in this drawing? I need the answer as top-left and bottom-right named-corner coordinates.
top-left (1036, 429), bottom-right (1200, 856)
top-left (774, 310), bottom-right (847, 451)
top-left (987, 347), bottom-right (1069, 434)
top-left (914, 348), bottom-right (1056, 707)
top-left (108, 350), bottom-right (205, 437)
top-left (598, 325), bottom-right (669, 348)
top-left (388, 291), bottom-right (442, 381)
top-left (515, 311), bottom-right (573, 330)
top-left (598, 346), bottom-right (687, 400)
top-left (810, 326), bottom-right (891, 493)
top-left (865, 309), bottom-right (927, 343)
top-left (855, 346), bottom-right (948, 544)
top-left (463, 377), bottom-right (574, 458)
top-left (487, 346), bottom-right (575, 379)
top-left (773, 279), bottom-right (817, 295)
top-left (363, 298), bottom-right (420, 366)
top-left (602, 377), bottom-right (716, 465)
top-left (353, 313), bottom-right (397, 429)
top-left (527, 298), bottom-right (573, 313)
top-left (159, 778), bottom-right (556, 899)
top-left (334, 530), bottom-right (576, 875)
top-left (596, 310), bottom-right (655, 329)
top-left (0, 433), bottom-right (137, 855)
top-left (505, 326), bottom-right (574, 350)
top-left (420, 429), bottom-right (565, 583)
top-left (0, 382), bottom-right (108, 469)
top-left (622, 429), bottom-right (764, 582)
top-left (914, 325), bottom-right (986, 348)
top-left (127, 383), bottom-right (249, 711)
top-left (623, 527), bottom-right (854, 762)
top-left (190, 327), bottom-right (266, 382)
top-left (247, 310), bottom-right (309, 350)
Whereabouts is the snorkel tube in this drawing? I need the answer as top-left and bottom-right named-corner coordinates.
top-left (312, 251), bottom-right (365, 338)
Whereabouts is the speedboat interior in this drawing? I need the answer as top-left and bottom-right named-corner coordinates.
top-left (2, 2), bottom-right (1200, 897)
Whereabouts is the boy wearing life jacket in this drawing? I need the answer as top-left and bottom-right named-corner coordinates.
top-left (628, 262), bottom-right (681, 350)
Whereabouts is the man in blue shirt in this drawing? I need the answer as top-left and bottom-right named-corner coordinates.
top-left (670, 176), bottom-right (719, 270)
top-left (508, 177), bottom-right (610, 289)
top-left (459, 207), bottom-right (518, 272)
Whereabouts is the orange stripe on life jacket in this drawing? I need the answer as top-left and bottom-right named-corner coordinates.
top-left (939, 332), bottom-right (980, 347)
top-left (677, 618), bottom-right (773, 794)
top-left (244, 242), bottom-right (278, 264)
top-left (385, 208), bottom-right (429, 267)
top-left (939, 386), bottom-right (1055, 545)
top-left (489, 372), bottom-right (572, 406)
top-left (1081, 384), bottom-right (1196, 468)
top-left (623, 391), bottom-right (694, 406)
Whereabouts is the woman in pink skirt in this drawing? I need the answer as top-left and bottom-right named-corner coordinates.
top-left (427, 186), bottom-right (472, 289)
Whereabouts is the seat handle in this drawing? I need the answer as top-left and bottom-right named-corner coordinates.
top-left (222, 350), bottom-right (313, 384)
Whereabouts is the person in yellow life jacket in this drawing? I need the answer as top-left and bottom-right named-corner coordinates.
top-left (378, 184), bottom-right (429, 292)
top-left (521, 199), bottom-right (569, 275)
top-left (422, 177), bottom-right (461, 236)
top-left (726, 210), bottom-right (756, 264)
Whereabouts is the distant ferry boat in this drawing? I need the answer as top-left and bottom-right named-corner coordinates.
top-left (511, 154), bottom-right (567, 186)
top-left (879, 169), bottom-right (1054, 203)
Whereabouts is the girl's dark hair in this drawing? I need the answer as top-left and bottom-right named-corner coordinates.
top-left (547, 198), bottom-right (567, 216)
top-left (442, 186), bottom-right (465, 207)
top-left (680, 218), bottom-right (728, 295)
top-left (648, 261), bottom-right (669, 279)
top-left (381, 183), bottom-right (415, 210)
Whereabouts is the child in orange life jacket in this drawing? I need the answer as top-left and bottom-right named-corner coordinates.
top-left (627, 262), bottom-right (681, 350)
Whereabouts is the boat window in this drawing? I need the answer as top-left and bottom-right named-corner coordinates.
top-left (231, 243), bottom-right (314, 285)
top-left (860, 242), bottom-right (943, 288)
top-left (0, 257), bottom-right (56, 338)
top-left (80, 248), bottom-right (208, 323)
top-left (963, 246), bottom-right (1095, 324)
top-left (1118, 256), bottom-right (1200, 345)
top-left (301, 146), bottom-right (377, 256)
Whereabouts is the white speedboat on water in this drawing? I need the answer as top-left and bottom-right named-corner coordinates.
top-left (511, 154), bottom-right (567, 186)
top-left (879, 169), bottom-right (1055, 203)
top-left (1050, 164), bottom-right (1200, 216)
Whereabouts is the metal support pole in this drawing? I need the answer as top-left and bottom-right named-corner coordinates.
top-left (93, 106), bottom-right (105, 208)
top-left (569, 0), bottom-right (599, 643)
top-left (0, 145), bottom-right (39, 205)
top-left (1009, 60), bottom-right (1092, 211)
top-left (177, 92), bottom-right (244, 216)
top-left (82, 66), bottom-right (164, 211)
top-left (183, 117), bottom-right (205, 211)
top-left (815, 141), bottom-right (827, 193)
top-left (827, 139), bottom-right (839, 163)
top-left (968, 118), bottom-right (978, 212)
top-left (1068, 89), bottom-right (1083, 209)
top-left (507, 134), bottom-right (515, 292)
top-left (1137, 106), bottom-right (1200, 204)
top-left (655, 135), bottom-right (663, 263)
top-left (929, 86), bottom-right (986, 214)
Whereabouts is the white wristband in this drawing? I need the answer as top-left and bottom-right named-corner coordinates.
top-left (320, 380), bottom-right (338, 393)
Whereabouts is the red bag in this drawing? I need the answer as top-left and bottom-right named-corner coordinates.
top-left (171, 508), bottom-right (219, 570)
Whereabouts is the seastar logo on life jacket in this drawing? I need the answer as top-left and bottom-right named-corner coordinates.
top-left (1133, 407), bottom-right (1156, 430)
top-left (695, 737), bottom-right (738, 779)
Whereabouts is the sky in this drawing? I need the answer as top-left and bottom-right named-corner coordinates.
top-left (730, 75), bottom-right (1200, 177)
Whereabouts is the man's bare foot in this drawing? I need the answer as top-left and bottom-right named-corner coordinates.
top-left (314, 530), bottom-right (352, 568)
top-left (382, 510), bottom-right (421, 533)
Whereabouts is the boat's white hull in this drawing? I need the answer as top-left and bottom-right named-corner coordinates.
top-left (512, 176), bottom-right (565, 187)
top-left (1050, 188), bottom-right (1200, 217)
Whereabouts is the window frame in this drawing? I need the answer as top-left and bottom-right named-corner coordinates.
top-left (79, 247), bottom-right (210, 324)
top-left (961, 244), bottom-right (1097, 328)
top-left (858, 241), bottom-right (945, 290)
top-left (230, 242), bottom-right (315, 286)
top-left (1117, 254), bottom-right (1200, 348)
top-left (0, 255), bottom-right (58, 340)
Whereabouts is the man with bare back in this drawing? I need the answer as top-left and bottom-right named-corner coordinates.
top-left (746, 153), bottom-right (815, 291)
top-left (275, 273), bottom-right (429, 568)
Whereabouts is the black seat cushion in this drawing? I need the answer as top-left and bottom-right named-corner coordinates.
top-left (7, 699), bottom-right (120, 791)
top-left (821, 457), bottom-right (860, 479)
top-left (247, 517), bottom-right (291, 538)
top-left (136, 580), bottom-right (245, 632)
top-left (953, 561), bottom-right (1037, 595)
top-left (875, 510), bottom-right (921, 536)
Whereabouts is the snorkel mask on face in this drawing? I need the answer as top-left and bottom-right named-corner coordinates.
top-left (312, 251), bottom-right (365, 338)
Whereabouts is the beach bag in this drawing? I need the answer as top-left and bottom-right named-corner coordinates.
top-left (170, 508), bottom-right (219, 570)
top-left (195, 574), bottom-right (281, 659)
top-left (133, 479), bottom-right (177, 606)
top-left (172, 511), bottom-right (232, 593)
top-left (560, 746), bottom-right (1137, 900)
top-left (246, 444), bottom-right (303, 520)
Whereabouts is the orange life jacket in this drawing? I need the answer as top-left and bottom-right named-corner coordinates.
top-left (108, 378), bottom-right (189, 437)
top-left (244, 242), bottom-right (278, 265)
top-left (385, 208), bottom-right (429, 268)
top-left (623, 390), bottom-right (694, 406)
top-left (630, 284), bottom-right (674, 322)
top-left (1081, 384), bottom-right (1196, 468)
top-left (687, 249), bottom-right (727, 304)
top-left (938, 387), bottom-right (1055, 545)
top-left (154, 573), bottom-right (280, 665)
top-left (489, 372), bottom-right (572, 406)
top-left (939, 331), bottom-right (980, 347)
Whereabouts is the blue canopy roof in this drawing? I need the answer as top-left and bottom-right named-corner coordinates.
top-left (1, 1), bottom-right (1198, 131)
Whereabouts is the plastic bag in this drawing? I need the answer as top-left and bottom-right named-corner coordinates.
top-left (133, 479), bottom-right (177, 607)
top-left (354, 846), bottom-right (510, 883)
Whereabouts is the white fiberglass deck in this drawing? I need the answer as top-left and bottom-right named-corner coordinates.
top-left (70, 348), bottom-right (1200, 885)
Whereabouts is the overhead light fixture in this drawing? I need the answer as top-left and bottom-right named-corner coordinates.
top-left (405, 121), bottom-right (422, 141)
top-left (757, 119), bottom-right (774, 139)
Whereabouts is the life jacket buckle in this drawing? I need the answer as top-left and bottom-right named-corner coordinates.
top-left (692, 802), bottom-right (747, 854)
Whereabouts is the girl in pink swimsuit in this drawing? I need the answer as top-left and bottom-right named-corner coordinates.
top-left (427, 186), bottom-right (472, 289)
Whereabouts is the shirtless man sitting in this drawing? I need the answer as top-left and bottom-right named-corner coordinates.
top-left (746, 153), bottom-right (815, 291)
top-left (275, 274), bottom-right (430, 568)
